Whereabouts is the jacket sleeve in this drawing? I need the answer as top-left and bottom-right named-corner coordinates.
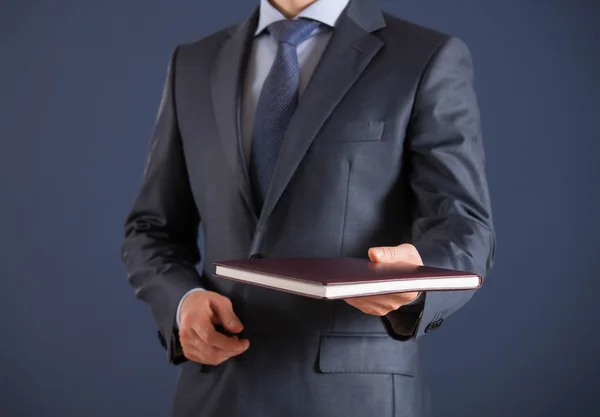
top-left (385, 37), bottom-right (496, 340)
top-left (121, 47), bottom-right (202, 364)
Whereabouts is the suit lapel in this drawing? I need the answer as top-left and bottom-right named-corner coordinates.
top-left (256, 0), bottom-right (386, 230)
top-left (211, 8), bottom-right (259, 221)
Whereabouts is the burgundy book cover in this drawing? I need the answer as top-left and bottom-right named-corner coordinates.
top-left (213, 257), bottom-right (481, 288)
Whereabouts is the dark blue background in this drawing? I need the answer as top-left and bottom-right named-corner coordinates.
top-left (1, 1), bottom-right (599, 416)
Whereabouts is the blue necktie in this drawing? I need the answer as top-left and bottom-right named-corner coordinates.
top-left (249, 19), bottom-right (319, 212)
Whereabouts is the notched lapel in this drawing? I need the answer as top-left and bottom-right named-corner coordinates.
top-left (257, 0), bottom-right (386, 229)
top-left (211, 9), bottom-right (259, 221)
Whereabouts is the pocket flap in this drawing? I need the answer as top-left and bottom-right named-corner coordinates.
top-left (318, 334), bottom-right (417, 376)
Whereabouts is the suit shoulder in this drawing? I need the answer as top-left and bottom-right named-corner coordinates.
top-left (177, 24), bottom-right (238, 57)
top-left (380, 13), bottom-right (472, 64)
top-left (381, 13), bottom-right (455, 49)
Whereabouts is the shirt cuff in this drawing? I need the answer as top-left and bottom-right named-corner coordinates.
top-left (175, 288), bottom-right (206, 328)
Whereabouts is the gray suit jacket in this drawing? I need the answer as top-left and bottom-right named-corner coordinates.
top-left (121, 1), bottom-right (496, 416)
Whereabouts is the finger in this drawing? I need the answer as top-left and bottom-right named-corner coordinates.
top-left (344, 298), bottom-right (385, 315)
top-left (210, 297), bottom-right (244, 334)
top-left (181, 317), bottom-right (220, 356)
top-left (350, 303), bottom-right (388, 316)
top-left (374, 293), bottom-right (419, 308)
top-left (189, 337), bottom-right (249, 365)
top-left (205, 328), bottom-right (250, 353)
top-left (347, 294), bottom-right (402, 306)
top-left (183, 330), bottom-right (228, 363)
top-left (359, 301), bottom-right (393, 315)
top-left (179, 307), bottom-right (248, 364)
top-left (368, 246), bottom-right (395, 262)
top-left (189, 343), bottom-right (227, 365)
top-left (188, 317), bottom-right (250, 356)
top-left (179, 317), bottom-right (206, 348)
top-left (368, 244), bottom-right (423, 265)
top-left (180, 326), bottom-right (214, 362)
top-left (344, 296), bottom-right (409, 315)
top-left (373, 292), bottom-right (419, 307)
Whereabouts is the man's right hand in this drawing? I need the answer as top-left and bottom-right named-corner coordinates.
top-left (178, 290), bottom-right (250, 365)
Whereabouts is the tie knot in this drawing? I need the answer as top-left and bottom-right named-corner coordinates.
top-left (268, 19), bottom-right (319, 46)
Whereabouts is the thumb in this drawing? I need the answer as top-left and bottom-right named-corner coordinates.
top-left (210, 297), bottom-right (244, 334)
top-left (368, 246), bottom-right (395, 262)
top-left (368, 244), bottom-right (423, 265)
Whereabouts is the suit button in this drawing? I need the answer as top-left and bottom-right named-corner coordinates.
top-left (424, 318), bottom-right (444, 333)
top-left (249, 253), bottom-right (264, 260)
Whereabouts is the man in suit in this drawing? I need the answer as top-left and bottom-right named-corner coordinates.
top-left (121, 0), bottom-right (495, 415)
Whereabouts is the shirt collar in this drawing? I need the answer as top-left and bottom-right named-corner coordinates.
top-left (254, 0), bottom-right (350, 35)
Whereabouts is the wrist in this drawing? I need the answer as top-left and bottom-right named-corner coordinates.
top-left (176, 288), bottom-right (205, 328)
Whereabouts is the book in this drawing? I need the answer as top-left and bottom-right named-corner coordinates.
top-left (213, 257), bottom-right (482, 299)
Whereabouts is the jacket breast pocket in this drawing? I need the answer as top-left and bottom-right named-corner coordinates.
top-left (317, 334), bottom-right (417, 377)
top-left (318, 121), bottom-right (385, 143)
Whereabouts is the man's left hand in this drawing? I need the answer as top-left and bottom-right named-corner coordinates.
top-left (344, 244), bottom-right (424, 316)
